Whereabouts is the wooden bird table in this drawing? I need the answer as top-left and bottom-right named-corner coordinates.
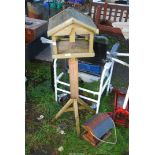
top-left (48, 8), bottom-right (98, 136)
top-left (53, 58), bottom-right (95, 135)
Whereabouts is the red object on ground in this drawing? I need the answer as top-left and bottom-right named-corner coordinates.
top-left (113, 89), bottom-right (129, 128)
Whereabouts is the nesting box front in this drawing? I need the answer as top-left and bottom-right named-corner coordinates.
top-left (47, 8), bottom-right (99, 59)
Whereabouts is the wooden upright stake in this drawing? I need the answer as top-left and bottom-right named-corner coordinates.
top-left (73, 99), bottom-right (80, 135)
top-left (89, 34), bottom-right (94, 53)
top-left (68, 58), bottom-right (79, 99)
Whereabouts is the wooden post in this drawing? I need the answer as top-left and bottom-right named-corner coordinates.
top-left (68, 58), bottom-right (79, 99)
top-left (53, 99), bottom-right (73, 120)
top-left (70, 28), bottom-right (75, 42)
top-left (53, 58), bottom-right (95, 135)
top-left (52, 36), bottom-right (57, 55)
top-left (73, 99), bottom-right (80, 135)
top-left (89, 34), bottom-right (94, 53)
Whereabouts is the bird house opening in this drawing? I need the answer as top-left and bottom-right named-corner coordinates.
top-left (52, 34), bottom-right (95, 59)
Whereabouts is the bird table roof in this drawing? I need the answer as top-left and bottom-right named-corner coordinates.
top-left (48, 7), bottom-right (98, 36)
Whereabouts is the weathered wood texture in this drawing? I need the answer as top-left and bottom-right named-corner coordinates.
top-left (53, 99), bottom-right (73, 120)
top-left (52, 23), bottom-right (92, 36)
top-left (89, 2), bottom-right (129, 35)
top-left (51, 36), bottom-right (57, 55)
top-left (68, 58), bottom-right (79, 99)
top-left (52, 52), bottom-right (94, 59)
top-left (58, 40), bottom-right (89, 54)
top-left (83, 130), bottom-right (111, 146)
top-left (52, 38), bottom-right (95, 59)
top-left (53, 58), bottom-right (95, 135)
top-left (73, 99), bottom-right (80, 135)
top-left (25, 17), bottom-right (47, 43)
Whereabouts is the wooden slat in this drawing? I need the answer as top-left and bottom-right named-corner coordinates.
top-left (95, 5), bottom-right (102, 26)
top-left (53, 24), bottom-right (93, 37)
top-left (93, 6), bottom-right (97, 21)
top-left (125, 10), bottom-right (129, 22)
top-left (108, 8), bottom-right (112, 20)
top-left (85, 35), bottom-right (89, 41)
top-left (70, 28), bottom-right (75, 42)
top-left (119, 9), bottom-right (124, 22)
top-left (69, 58), bottom-right (79, 99)
top-left (53, 99), bottom-right (73, 120)
top-left (114, 8), bottom-right (118, 22)
top-left (103, 2), bottom-right (108, 19)
top-left (73, 99), bottom-right (80, 135)
top-left (52, 36), bottom-right (57, 55)
top-left (57, 39), bottom-right (89, 54)
top-left (64, 106), bottom-right (86, 112)
top-left (52, 52), bottom-right (95, 59)
top-left (89, 33), bottom-right (94, 53)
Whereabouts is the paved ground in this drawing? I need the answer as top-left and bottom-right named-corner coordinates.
top-left (35, 45), bottom-right (52, 62)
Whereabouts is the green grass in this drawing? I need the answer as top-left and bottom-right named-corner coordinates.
top-left (25, 60), bottom-right (129, 155)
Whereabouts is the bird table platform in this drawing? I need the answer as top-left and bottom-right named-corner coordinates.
top-left (49, 8), bottom-right (98, 136)
top-left (82, 113), bottom-right (114, 146)
top-left (47, 7), bottom-right (99, 59)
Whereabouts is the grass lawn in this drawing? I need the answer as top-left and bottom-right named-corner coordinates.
top-left (25, 35), bottom-right (129, 155)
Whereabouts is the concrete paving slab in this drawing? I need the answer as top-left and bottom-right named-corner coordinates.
top-left (35, 45), bottom-right (53, 62)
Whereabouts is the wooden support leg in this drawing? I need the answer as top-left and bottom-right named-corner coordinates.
top-left (73, 99), bottom-right (80, 136)
top-left (53, 58), bottom-right (95, 136)
top-left (78, 98), bottom-right (95, 114)
top-left (53, 99), bottom-right (73, 120)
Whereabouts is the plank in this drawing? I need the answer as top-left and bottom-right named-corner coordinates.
top-left (57, 40), bottom-right (89, 54)
top-left (124, 10), bottom-right (129, 22)
top-left (89, 33), bottom-right (94, 53)
top-left (52, 36), bottom-right (57, 55)
top-left (48, 8), bottom-right (97, 34)
top-left (70, 28), bottom-right (75, 42)
top-left (64, 106), bottom-right (86, 112)
top-left (78, 98), bottom-right (95, 114)
top-left (119, 9), bottom-right (124, 22)
top-left (108, 8), bottom-right (112, 20)
top-left (52, 52), bottom-right (95, 59)
top-left (53, 99), bottom-right (73, 120)
top-left (53, 23), bottom-right (95, 37)
top-left (73, 99), bottom-right (80, 135)
top-left (69, 58), bottom-right (79, 99)
top-left (114, 8), bottom-right (118, 22)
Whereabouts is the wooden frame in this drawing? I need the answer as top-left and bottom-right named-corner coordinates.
top-left (51, 23), bottom-right (96, 59)
top-left (48, 8), bottom-right (98, 135)
top-left (53, 58), bottom-right (95, 135)
top-left (47, 8), bottom-right (98, 59)
top-left (89, 2), bottom-right (129, 35)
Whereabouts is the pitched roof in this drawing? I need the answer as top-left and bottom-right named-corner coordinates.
top-left (48, 7), bottom-right (98, 36)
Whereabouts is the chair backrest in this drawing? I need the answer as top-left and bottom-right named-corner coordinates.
top-left (89, 2), bottom-right (129, 25)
